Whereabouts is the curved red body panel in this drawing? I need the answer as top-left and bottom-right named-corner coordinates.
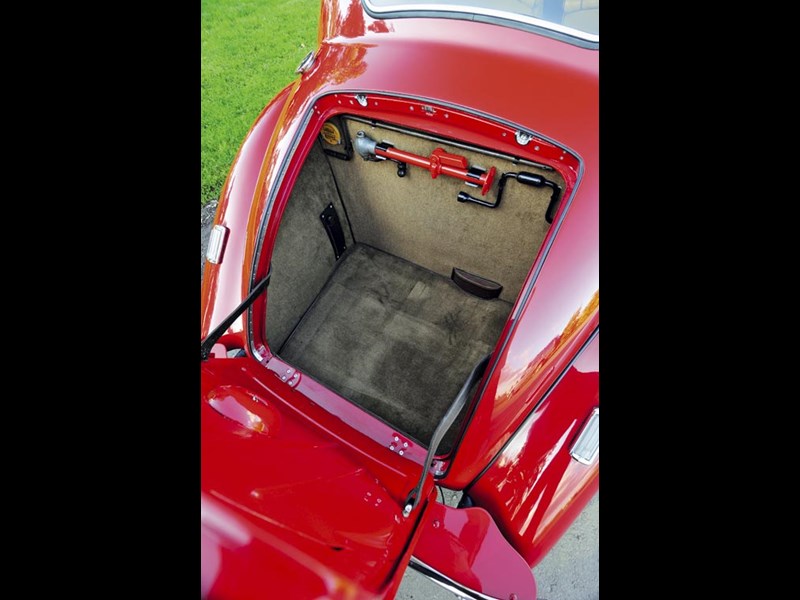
top-left (413, 502), bottom-right (537, 599)
top-left (200, 84), bottom-right (295, 345)
top-left (202, 0), bottom-right (598, 592)
top-left (201, 492), bottom-right (370, 600)
top-left (468, 333), bottom-right (599, 567)
top-left (201, 356), bottom-right (436, 598)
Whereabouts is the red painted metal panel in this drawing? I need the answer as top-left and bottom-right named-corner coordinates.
top-left (202, 0), bottom-right (599, 590)
top-left (201, 356), bottom-right (437, 598)
top-left (467, 333), bottom-right (599, 567)
top-left (200, 85), bottom-right (294, 345)
top-left (243, 2), bottom-right (599, 490)
top-left (413, 502), bottom-right (537, 599)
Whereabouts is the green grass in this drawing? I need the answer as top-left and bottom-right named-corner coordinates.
top-left (201, 0), bottom-right (320, 205)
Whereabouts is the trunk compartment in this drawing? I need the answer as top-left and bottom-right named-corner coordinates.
top-left (265, 114), bottom-right (569, 451)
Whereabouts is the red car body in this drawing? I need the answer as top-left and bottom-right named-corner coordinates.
top-left (201, 1), bottom-right (598, 598)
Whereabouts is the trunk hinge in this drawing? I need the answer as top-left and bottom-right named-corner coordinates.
top-left (200, 266), bottom-right (272, 361)
top-left (264, 354), bottom-right (302, 388)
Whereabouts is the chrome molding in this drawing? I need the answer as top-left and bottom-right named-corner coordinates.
top-left (362, 0), bottom-right (599, 44)
top-left (570, 407), bottom-right (599, 465)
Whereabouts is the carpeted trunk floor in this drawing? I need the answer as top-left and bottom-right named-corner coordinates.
top-left (279, 244), bottom-right (513, 449)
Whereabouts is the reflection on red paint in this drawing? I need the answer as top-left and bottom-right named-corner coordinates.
top-left (207, 385), bottom-right (281, 436)
top-left (413, 502), bottom-right (536, 599)
top-left (469, 334), bottom-right (599, 567)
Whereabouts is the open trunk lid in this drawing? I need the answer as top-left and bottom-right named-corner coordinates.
top-left (201, 354), bottom-right (435, 598)
top-left (201, 351), bottom-right (537, 599)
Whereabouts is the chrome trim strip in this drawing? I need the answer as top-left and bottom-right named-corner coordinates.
top-left (362, 0), bottom-right (599, 43)
top-left (408, 557), bottom-right (500, 600)
top-left (570, 406), bottom-right (599, 465)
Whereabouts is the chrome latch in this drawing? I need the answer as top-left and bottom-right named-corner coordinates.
top-left (296, 51), bottom-right (315, 74)
top-left (515, 130), bottom-right (533, 146)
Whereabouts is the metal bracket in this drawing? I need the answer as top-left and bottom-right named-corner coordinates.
top-left (320, 203), bottom-right (347, 259)
top-left (265, 355), bottom-right (302, 389)
top-left (388, 433), bottom-right (412, 456)
top-left (515, 130), bottom-right (533, 146)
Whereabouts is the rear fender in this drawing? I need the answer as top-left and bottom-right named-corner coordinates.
top-left (201, 85), bottom-right (295, 346)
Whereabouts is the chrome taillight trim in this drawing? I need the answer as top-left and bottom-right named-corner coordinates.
top-left (206, 224), bottom-right (228, 264)
top-left (570, 407), bottom-right (599, 465)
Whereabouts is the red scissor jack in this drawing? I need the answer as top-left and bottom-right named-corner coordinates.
top-left (354, 130), bottom-right (496, 195)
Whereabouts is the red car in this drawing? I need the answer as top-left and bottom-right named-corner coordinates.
top-left (201, 1), bottom-right (598, 598)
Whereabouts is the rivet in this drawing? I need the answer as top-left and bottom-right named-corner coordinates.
top-left (394, 436), bottom-right (400, 442)
top-left (399, 450), bottom-right (404, 456)
top-left (403, 442), bottom-right (408, 448)
top-left (433, 520), bottom-right (440, 529)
